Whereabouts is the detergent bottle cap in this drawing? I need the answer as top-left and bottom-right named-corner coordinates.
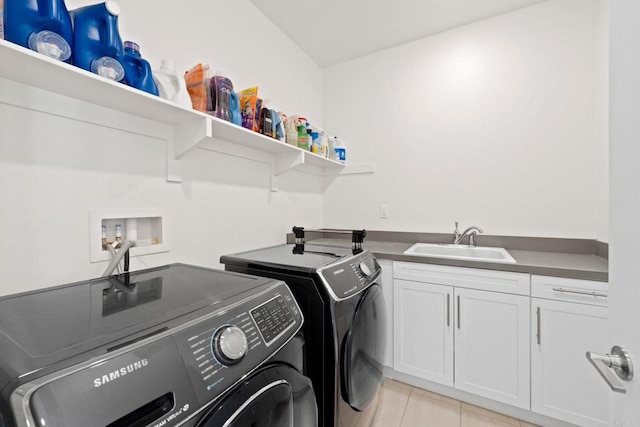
top-left (160, 60), bottom-right (175, 71)
top-left (105, 1), bottom-right (120, 16)
top-left (28, 31), bottom-right (71, 61)
top-left (124, 41), bottom-right (140, 53)
top-left (91, 56), bottom-right (125, 81)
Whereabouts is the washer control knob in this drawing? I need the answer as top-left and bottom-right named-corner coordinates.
top-left (213, 325), bottom-right (248, 365)
top-left (358, 262), bottom-right (372, 278)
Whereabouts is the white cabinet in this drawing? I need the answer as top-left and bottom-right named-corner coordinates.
top-left (393, 262), bottom-right (530, 409)
top-left (394, 279), bottom-right (453, 386)
top-left (531, 276), bottom-right (609, 427)
top-left (454, 288), bottom-right (530, 409)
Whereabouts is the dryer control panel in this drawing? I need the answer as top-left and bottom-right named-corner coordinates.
top-left (174, 282), bottom-right (303, 405)
top-left (317, 251), bottom-right (381, 301)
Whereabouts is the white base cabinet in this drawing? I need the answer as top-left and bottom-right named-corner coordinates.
top-left (455, 288), bottom-right (530, 409)
top-left (393, 262), bottom-right (530, 409)
top-left (531, 276), bottom-right (609, 427)
top-left (394, 279), bottom-right (454, 386)
top-left (390, 262), bottom-right (610, 425)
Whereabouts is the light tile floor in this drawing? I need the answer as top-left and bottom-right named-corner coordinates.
top-left (371, 379), bottom-right (538, 427)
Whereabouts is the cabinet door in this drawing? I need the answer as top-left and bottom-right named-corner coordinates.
top-left (393, 279), bottom-right (454, 386)
top-left (454, 288), bottom-right (530, 409)
top-left (531, 298), bottom-right (609, 426)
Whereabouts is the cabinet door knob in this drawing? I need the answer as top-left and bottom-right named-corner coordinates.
top-left (586, 345), bottom-right (634, 393)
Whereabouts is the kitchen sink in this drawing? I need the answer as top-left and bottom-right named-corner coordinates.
top-left (404, 243), bottom-right (516, 263)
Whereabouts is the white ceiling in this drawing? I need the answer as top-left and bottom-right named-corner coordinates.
top-left (249, 0), bottom-right (546, 67)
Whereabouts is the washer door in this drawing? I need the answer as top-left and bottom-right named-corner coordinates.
top-left (198, 364), bottom-right (317, 427)
top-left (341, 284), bottom-right (388, 411)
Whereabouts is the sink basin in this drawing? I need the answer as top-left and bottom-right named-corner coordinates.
top-left (404, 243), bottom-right (516, 263)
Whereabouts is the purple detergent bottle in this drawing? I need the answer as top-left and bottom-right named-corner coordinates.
top-left (210, 75), bottom-right (234, 122)
top-left (4, 0), bottom-right (73, 62)
top-left (122, 41), bottom-right (158, 95)
top-left (71, 2), bottom-right (124, 81)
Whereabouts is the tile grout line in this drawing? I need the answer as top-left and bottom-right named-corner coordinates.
top-left (398, 386), bottom-right (415, 427)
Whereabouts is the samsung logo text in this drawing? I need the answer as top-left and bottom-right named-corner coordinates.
top-left (93, 359), bottom-right (149, 388)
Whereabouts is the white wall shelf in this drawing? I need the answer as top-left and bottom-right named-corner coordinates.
top-left (0, 40), bottom-right (374, 186)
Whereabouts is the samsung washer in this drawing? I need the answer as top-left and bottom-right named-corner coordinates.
top-left (0, 263), bottom-right (317, 427)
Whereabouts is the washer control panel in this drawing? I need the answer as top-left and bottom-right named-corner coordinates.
top-left (174, 281), bottom-right (302, 405)
top-left (250, 294), bottom-right (296, 346)
top-left (317, 251), bottom-right (380, 300)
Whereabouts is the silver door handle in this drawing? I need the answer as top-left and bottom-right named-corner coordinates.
top-left (552, 287), bottom-right (608, 298)
top-left (446, 294), bottom-right (450, 327)
top-left (536, 307), bottom-right (541, 345)
top-left (586, 346), bottom-right (634, 393)
top-left (457, 295), bottom-right (460, 329)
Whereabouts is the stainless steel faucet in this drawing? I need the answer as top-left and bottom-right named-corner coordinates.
top-left (453, 222), bottom-right (484, 246)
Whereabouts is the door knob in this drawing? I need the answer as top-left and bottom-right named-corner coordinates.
top-left (586, 345), bottom-right (634, 393)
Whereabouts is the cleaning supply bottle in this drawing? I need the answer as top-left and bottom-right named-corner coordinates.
top-left (210, 75), bottom-right (234, 122)
top-left (297, 117), bottom-right (309, 150)
top-left (258, 107), bottom-right (272, 136)
top-left (153, 59), bottom-right (192, 109)
top-left (310, 132), bottom-right (321, 154)
top-left (333, 136), bottom-right (347, 163)
top-left (321, 132), bottom-right (329, 157)
top-left (122, 41), bottom-right (158, 95)
top-left (4, 0), bottom-right (73, 62)
top-left (285, 115), bottom-right (298, 145)
top-left (229, 91), bottom-right (242, 125)
top-left (72, 2), bottom-right (125, 81)
top-left (0, 0), bottom-right (5, 40)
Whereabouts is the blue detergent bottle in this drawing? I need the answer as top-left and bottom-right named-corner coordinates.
top-left (122, 41), bottom-right (158, 95)
top-left (72, 1), bottom-right (124, 81)
top-left (4, 0), bottom-right (73, 62)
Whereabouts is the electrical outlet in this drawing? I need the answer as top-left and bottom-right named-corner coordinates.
top-left (380, 204), bottom-right (389, 219)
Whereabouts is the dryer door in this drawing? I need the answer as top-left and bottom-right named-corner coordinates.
top-left (341, 284), bottom-right (388, 411)
top-left (198, 364), bottom-right (317, 427)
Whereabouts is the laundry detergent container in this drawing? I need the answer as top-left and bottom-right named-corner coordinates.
top-left (4, 0), bottom-right (73, 62)
top-left (122, 41), bottom-right (158, 95)
top-left (71, 1), bottom-right (124, 81)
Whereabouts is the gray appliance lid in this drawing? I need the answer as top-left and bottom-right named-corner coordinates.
top-left (220, 243), bottom-right (354, 272)
top-left (0, 264), bottom-right (271, 372)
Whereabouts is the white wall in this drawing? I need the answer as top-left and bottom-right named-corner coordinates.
top-left (322, 0), bottom-right (609, 240)
top-left (594, 0), bottom-right (609, 242)
top-left (0, 0), bottom-right (323, 296)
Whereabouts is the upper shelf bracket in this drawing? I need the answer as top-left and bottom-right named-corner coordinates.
top-left (274, 151), bottom-right (305, 176)
top-left (173, 116), bottom-right (211, 159)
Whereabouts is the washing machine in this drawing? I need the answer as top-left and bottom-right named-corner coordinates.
top-left (0, 263), bottom-right (317, 427)
top-left (221, 243), bottom-right (388, 427)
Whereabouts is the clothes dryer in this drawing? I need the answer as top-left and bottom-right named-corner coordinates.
top-left (222, 244), bottom-right (387, 427)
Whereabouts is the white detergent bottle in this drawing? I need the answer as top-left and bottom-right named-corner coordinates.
top-left (153, 59), bottom-right (192, 109)
top-left (334, 136), bottom-right (346, 163)
top-left (329, 135), bottom-right (347, 163)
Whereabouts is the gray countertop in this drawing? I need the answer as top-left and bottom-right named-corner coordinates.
top-left (307, 238), bottom-right (609, 282)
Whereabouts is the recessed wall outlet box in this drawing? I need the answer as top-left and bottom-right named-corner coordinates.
top-left (90, 209), bottom-right (169, 263)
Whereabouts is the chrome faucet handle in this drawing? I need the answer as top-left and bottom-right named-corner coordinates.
top-left (454, 222), bottom-right (460, 243)
top-left (469, 231), bottom-right (479, 246)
